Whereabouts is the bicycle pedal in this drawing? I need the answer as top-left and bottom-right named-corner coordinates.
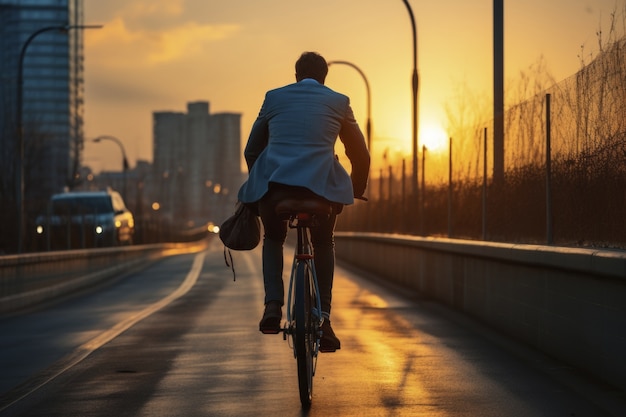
top-left (319, 346), bottom-right (340, 353)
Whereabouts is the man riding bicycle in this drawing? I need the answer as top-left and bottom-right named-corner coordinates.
top-left (237, 51), bottom-right (370, 352)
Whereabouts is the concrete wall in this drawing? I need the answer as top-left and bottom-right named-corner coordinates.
top-left (335, 232), bottom-right (626, 392)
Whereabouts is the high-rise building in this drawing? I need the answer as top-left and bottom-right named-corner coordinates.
top-left (152, 101), bottom-right (242, 229)
top-left (0, 0), bottom-right (85, 217)
top-left (152, 110), bottom-right (186, 226)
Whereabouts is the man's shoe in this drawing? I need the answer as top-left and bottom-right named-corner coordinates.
top-left (259, 301), bottom-right (282, 334)
top-left (319, 320), bottom-right (341, 352)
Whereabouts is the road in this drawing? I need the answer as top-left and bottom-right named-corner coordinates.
top-left (0, 237), bottom-right (622, 416)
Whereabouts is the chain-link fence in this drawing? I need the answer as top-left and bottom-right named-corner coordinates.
top-left (340, 36), bottom-right (626, 249)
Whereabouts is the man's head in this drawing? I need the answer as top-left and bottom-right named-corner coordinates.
top-left (295, 51), bottom-right (328, 84)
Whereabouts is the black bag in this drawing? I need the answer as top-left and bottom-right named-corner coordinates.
top-left (219, 202), bottom-right (260, 250)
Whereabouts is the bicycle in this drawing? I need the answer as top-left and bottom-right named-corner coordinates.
top-left (275, 197), bottom-right (333, 408)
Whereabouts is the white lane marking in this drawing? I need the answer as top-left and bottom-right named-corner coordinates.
top-left (81, 251), bottom-right (205, 350)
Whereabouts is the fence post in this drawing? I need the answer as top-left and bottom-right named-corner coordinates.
top-left (421, 145), bottom-right (426, 235)
top-left (482, 127), bottom-right (488, 240)
top-left (402, 159), bottom-right (407, 234)
top-left (546, 93), bottom-right (553, 245)
top-left (388, 165), bottom-right (394, 231)
top-left (448, 137), bottom-right (453, 238)
top-left (379, 168), bottom-right (384, 232)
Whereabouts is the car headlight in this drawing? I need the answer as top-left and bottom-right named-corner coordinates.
top-left (95, 225), bottom-right (104, 234)
top-left (36, 225), bottom-right (44, 234)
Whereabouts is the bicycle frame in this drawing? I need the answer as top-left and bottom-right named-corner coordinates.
top-left (282, 212), bottom-right (324, 407)
top-left (285, 214), bottom-right (323, 351)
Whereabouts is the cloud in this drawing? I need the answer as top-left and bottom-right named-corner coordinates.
top-left (85, 0), bottom-right (184, 29)
top-left (85, 16), bottom-right (240, 69)
top-left (124, 0), bottom-right (185, 19)
top-left (147, 21), bottom-right (239, 63)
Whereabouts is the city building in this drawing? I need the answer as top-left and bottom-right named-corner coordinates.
top-left (0, 0), bottom-right (85, 218)
top-left (153, 101), bottom-right (242, 229)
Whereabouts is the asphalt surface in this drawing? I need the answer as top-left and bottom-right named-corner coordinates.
top-left (0, 237), bottom-right (624, 416)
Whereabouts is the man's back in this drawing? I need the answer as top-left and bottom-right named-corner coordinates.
top-left (262, 81), bottom-right (348, 149)
top-left (239, 79), bottom-right (369, 205)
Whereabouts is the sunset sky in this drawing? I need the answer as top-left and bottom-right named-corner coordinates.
top-left (81, 0), bottom-right (625, 174)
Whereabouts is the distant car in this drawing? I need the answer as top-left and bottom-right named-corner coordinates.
top-left (35, 189), bottom-right (134, 250)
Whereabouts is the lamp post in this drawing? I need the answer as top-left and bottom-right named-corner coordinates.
top-left (328, 60), bottom-right (373, 231)
top-left (401, 0), bottom-right (420, 233)
top-left (327, 60), bottom-right (372, 152)
top-left (16, 24), bottom-right (102, 253)
top-left (92, 135), bottom-right (129, 202)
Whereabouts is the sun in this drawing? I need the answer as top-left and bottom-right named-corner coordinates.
top-left (420, 123), bottom-right (449, 153)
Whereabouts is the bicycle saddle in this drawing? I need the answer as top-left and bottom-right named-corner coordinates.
top-left (275, 198), bottom-right (333, 217)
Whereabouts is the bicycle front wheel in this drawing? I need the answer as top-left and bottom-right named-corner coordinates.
top-left (294, 260), bottom-right (315, 407)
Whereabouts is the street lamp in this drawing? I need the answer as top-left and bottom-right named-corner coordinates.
top-left (328, 60), bottom-right (373, 231)
top-left (401, 0), bottom-right (420, 232)
top-left (92, 135), bottom-right (129, 202)
top-left (327, 60), bottom-right (372, 153)
top-left (16, 23), bottom-right (102, 253)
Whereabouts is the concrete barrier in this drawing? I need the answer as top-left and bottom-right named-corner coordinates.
top-left (0, 241), bottom-right (208, 315)
top-left (335, 232), bottom-right (626, 392)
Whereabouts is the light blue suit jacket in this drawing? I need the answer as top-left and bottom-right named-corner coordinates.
top-left (238, 79), bottom-right (370, 205)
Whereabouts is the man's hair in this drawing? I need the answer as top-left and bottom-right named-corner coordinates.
top-left (295, 51), bottom-right (328, 84)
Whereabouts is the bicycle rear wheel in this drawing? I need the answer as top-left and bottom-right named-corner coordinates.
top-left (294, 260), bottom-right (315, 407)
